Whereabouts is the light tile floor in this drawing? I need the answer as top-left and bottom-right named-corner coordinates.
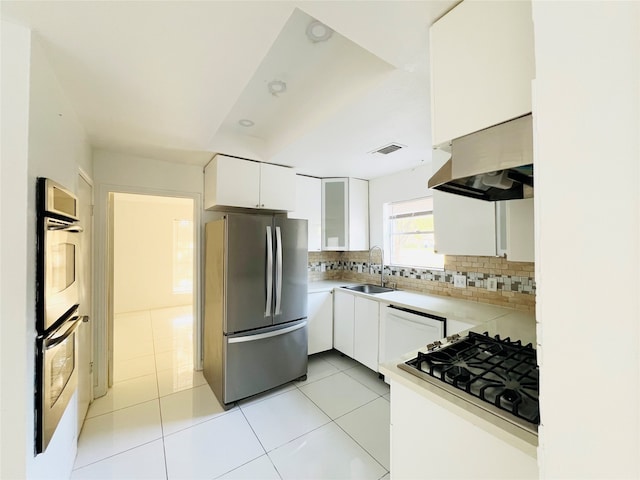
top-left (72, 306), bottom-right (391, 480)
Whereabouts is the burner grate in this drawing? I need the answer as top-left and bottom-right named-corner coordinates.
top-left (405, 332), bottom-right (539, 425)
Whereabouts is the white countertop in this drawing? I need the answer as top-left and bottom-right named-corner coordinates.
top-left (307, 280), bottom-right (360, 294)
top-left (310, 281), bottom-right (532, 326)
top-left (309, 280), bottom-right (538, 454)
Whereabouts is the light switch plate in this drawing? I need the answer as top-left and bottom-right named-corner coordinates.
top-left (453, 274), bottom-right (467, 288)
top-left (486, 277), bottom-right (498, 292)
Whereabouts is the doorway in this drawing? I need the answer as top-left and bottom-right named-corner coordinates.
top-left (109, 193), bottom-right (200, 397)
top-left (77, 172), bottom-right (93, 431)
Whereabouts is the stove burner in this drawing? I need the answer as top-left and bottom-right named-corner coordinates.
top-left (445, 365), bottom-right (471, 382)
top-left (501, 389), bottom-right (519, 403)
top-left (401, 331), bottom-right (539, 427)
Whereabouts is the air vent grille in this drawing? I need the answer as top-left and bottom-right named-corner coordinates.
top-left (372, 143), bottom-right (404, 155)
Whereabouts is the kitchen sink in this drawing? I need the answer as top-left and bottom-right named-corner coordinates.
top-left (343, 284), bottom-right (395, 294)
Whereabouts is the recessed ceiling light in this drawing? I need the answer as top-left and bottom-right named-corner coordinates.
top-left (306, 20), bottom-right (333, 43)
top-left (238, 119), bottom-right (254, 127)
top-left (268, 80), bottom-right (287, 96)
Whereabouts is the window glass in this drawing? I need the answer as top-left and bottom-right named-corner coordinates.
top-left (386, 197), bottom-right (445, 270)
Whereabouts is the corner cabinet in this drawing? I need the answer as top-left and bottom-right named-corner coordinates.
top-left (288, 175), bottom-right (322, 251)
top-left (307, 290), bottom-right (333, 355)
top-left (333, 290), bottom-right (355, 357)
top-left (204, 154), bottom-right (296, 211)
top-left (430, 0), bottom-right (534, 145)
top-left (322, 178), bottom-right (369, 251)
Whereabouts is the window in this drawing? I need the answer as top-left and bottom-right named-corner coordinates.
top-left (173, 219), bottom-right (193, 294)
top-left (385, 197), bottom-right (444, 270)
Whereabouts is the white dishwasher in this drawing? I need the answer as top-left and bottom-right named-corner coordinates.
top-left (379, 305), bottom-right (446, 367)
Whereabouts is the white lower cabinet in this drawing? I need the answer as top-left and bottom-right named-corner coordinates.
top-left (307, 291), bottom-right (333, 355)
top-left (353, 297), bottom-right (381, 371)
top-left (333, 290), bottom-right (355, 357)
top-left (333, 290), bottom-right (381, 370)
top-left (390, 380), bottom-right (538, 479)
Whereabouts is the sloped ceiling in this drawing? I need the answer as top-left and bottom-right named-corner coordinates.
top-left (1, 1), bottom-right (457, 179)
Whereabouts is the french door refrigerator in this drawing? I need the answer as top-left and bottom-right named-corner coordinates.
top-left (204, 213), bottom-right (308, 407)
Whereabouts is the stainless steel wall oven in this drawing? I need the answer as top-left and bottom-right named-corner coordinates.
top-left (36, 178), bottom-right (83, 453)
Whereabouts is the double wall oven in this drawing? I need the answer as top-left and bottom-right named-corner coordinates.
top-left (36, 178), bottom-right (83, 453)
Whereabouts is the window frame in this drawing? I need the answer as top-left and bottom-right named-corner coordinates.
top-left (384, 196), bottom-right (444, 271)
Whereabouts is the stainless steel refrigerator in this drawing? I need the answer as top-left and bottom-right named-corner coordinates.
top-left (203, 213), bottom-right (308, 407)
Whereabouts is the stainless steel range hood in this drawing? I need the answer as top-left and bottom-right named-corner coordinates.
top-left (428, 114), bottom-right (533, 201)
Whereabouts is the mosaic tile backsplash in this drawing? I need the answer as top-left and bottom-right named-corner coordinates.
top-left (308, 251), bottom-right (536, 312)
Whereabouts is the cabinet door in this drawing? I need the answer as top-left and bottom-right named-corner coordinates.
top-left (289, 175), bottom-right (322, 251)
top-left (353, 297), bottom-right (379, 371)
top-left (259, 163), bottom-right (296, 211)
top-left (433, 190), bottom-right (496, 256)
top-left (348, 178), bottom-right (369, 251)
top-left (506, 198), bottom-right (534, 262)
top-left (307, 291), bottom-right (333, 355)
top-left (204, 155), bottom-right (259, 209)
top-left (430, 0), bottom-right (534, 145)
top-left (322, 179), bottom-right (348, 250)
top-left (333, 290), bottom-right (354, 357)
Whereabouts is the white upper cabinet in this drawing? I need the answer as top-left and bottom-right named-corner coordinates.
top-left (288, 175), bottom-right (322, 251)
top-left (258, 161), bottom-right (296, 211)
top-left (322, 178), bottom-right (369, 251)
top-left (430, 0), bottom-right (534, 145)
top-left (433, 190), bottom-right (497, 256)
top-left (497, 198), bottom-right (535, 262)
top-left (204, 154), bottom-right (296, 211)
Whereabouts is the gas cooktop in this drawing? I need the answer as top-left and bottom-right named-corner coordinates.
top-left (398, 331), bottom-right (539, 434)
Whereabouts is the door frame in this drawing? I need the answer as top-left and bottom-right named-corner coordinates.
top-left (93, 183), bottom-right (202, 398)
top-left (77, 168), bottom-right (94, 422)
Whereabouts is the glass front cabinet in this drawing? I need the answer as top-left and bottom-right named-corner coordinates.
top-left (321, 178), bottom-right (368, 251)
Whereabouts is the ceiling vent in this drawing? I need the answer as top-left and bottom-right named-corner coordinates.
top-left (371, 143), bottom-right (405, 155)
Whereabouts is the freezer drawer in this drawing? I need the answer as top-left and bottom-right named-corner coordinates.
top-left (223, 319), bottom-right (308, 404)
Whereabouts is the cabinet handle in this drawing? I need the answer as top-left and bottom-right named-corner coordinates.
top-left (261, 204), bottom-right (264, 207)
top-left (256, 204), bottom-right (260, 208)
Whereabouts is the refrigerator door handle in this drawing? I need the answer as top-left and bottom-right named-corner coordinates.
top-left (275, 226), bottom-right (283, 315)
top-left (265, 226), bottom-right (273, 317)
top-left (228, 321), bottom-right (307, 344)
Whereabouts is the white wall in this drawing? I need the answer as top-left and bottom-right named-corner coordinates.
top-left (533, 2), bottom-right (640, 477)
top-left (113, 193), bottom-right (193, 313)
top-left (368, 163), bottom-right (434, 248)
top-left (1, 26), bottom-right (92, 479)
top-left (0, 19), bottom-right (31, 480)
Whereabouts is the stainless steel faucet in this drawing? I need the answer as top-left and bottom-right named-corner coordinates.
top-left (369, 245), bottom-right (385, 286)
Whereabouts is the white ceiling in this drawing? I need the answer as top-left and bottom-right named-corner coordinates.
top-left (2, 1), bottom-right (457, 179)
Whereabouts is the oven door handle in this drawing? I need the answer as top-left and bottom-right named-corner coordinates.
top-left (45, 316), bottom-right (81, 349)
top-left (47, 224), bottom-right (84, 233)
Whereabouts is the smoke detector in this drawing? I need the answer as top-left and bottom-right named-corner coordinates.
top-left (370, 143), bottom-right (405, 155)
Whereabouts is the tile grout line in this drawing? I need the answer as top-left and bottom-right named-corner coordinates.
top-left (150, 310), bottom-right (171, 480)
top-left (331, 397), bottom-right (390, 474)
top-left (71, 438), bottom-right (164, 472)
top-left (232, 403), bottom-right (283, 478)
